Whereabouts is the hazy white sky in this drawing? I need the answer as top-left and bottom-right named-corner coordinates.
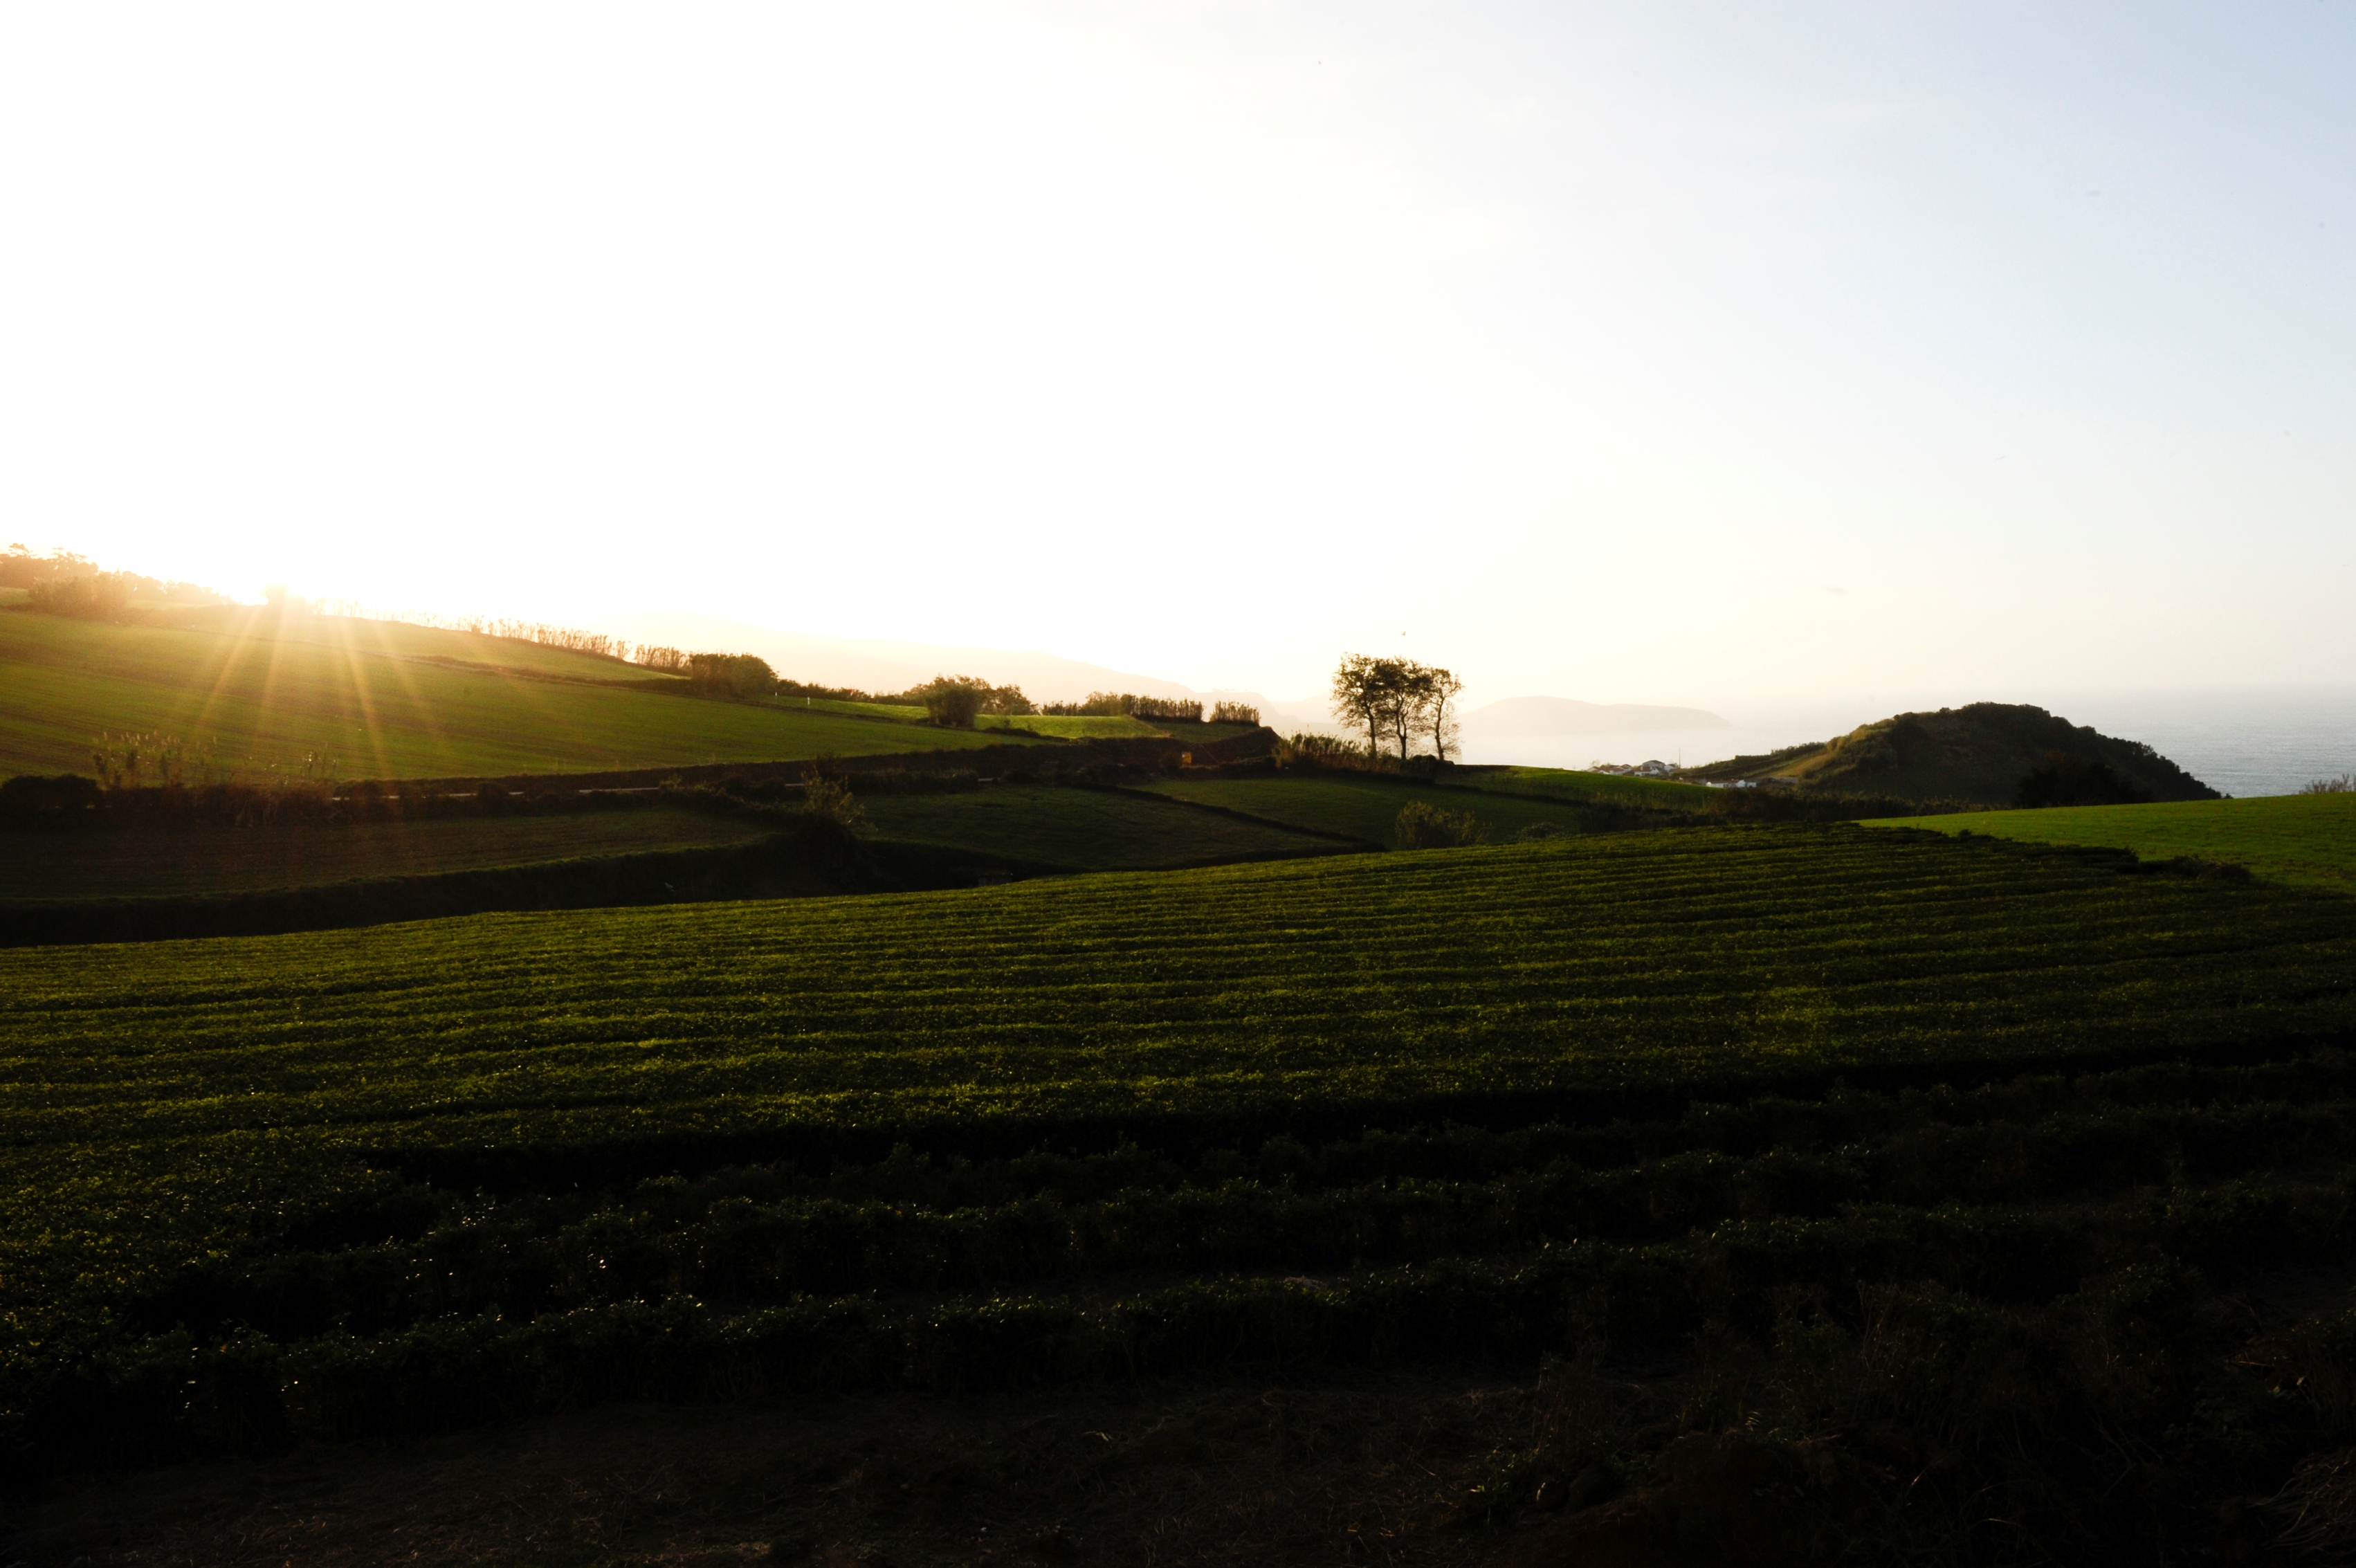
top-left (3, 3), bottom-right (2351, 709)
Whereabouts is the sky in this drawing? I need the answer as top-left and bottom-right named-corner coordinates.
top-left (3, 2), bottom-right (2352, 713)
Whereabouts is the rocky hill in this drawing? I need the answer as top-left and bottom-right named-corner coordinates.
top-left (1681, 702), bottom-right (2220, 806)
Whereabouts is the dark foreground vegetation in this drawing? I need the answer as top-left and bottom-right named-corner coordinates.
top-left (8, 826), bottom-right (2356, 1561)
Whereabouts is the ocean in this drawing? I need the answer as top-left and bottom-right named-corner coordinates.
top-left (1455, 686), bottom-right (2356, 800)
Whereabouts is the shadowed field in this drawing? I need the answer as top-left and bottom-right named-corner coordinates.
top-left (860, 783), bottom-right (1339, 870)
top-left (0, 808), bottom-right (774, 902)
top-left (1138, 773), bottom-right (1605, 844)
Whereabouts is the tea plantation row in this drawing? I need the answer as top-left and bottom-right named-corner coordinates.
top-left (8, 823), bottom-right (2356, 1550)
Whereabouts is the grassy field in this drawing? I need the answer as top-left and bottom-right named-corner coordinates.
top-left (860, 784), bottom-right (1337, 870)
top-left (787, 701), bottom-right (1252, 745)
top-left (1472, 763), bottom-right (1723, 810)
top-left (0, 610), bottom-right (1035, 781)
top-left (1140, 772), bottom-right (1603, 843)
top-left (10, 823), bottom-right (2356, 1545)
top-left (979, 713), bottom-right (1171, 739)
top-left (0, 809), bottom-right (774, 902)
top-left (1866, 792), bottom-right (2356, 892)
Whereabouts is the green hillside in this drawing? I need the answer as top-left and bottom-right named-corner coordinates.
top-left (1683, 701), bottom-right (2218, 805)
top-left (1866, 792), bottom-right (2356, 892)
top-left (0, 809), bottom-right (773, 903)
top-left (860, 783), bottom-right (1340, 870)
top-left (0, 608), bottom-right (1034, 781)
top-left (1140, 772), bottom-right (1602, 844)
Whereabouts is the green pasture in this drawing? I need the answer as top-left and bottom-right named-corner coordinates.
top-left (0, 610), bottom-right (1033, 781)
top-left (0, 808), bottom-right (771, 903)
top-left (8, 824), bottom-right (2355, 1353)
top-left (169, 605), bottom-right (679, 685)
top-left (860, 784), bottom-right (1337, 870)
top-left (783, 700), bottom-right (1250, 745)
top-left (1472, 764), bottom-right (1721, 809)
top-left (1865, 793), bottom-right (2356, 892)
top-left (791, 696), bottom-right (933, 723)
top-left (979, 713), bottom-right (1165, 739)
top-left (1139, 772), bottom-right (1600, 844)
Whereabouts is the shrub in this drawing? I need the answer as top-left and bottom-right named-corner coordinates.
top-left (2301, 774), bottom-right (2355, 794)
top-left (1039, 693), bottom-right (1200, 722)
top-left (684, 653), bottom-right (776, 700)
top-left (800, 773), bottom-right (866, 831)
top-left (1275, 733), bottom-right (1396, 774)
top-left (28, 571), bottom-right (135, 621)
top-left (1395, 800), bottom-right (1484, 849)
top-left (0, 773), bottom-right (102, 818)
top-left (89, 731), bottom-right (194, 790)
top-left (1211, 702), bottom-right (1261, 726)
top-left (920, 677), bottom-right (985, 729)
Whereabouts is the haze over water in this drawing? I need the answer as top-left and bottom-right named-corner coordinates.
top-left (1462, 687), bottom-right (2356, 799)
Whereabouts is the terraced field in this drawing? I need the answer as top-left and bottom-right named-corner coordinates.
top-left (859, 784), bottom-right (1337, 870)
top-left (1868, 792), bottom-right (2356, 892)
top-left (1139, 772), bottom-right (1606, 843)
top-left (0, 610), bottom-right (1033, 780)
top-left (0, 809), bottom-right (774, 902)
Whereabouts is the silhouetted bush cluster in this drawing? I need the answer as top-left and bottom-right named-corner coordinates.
top-left (2, 545), bottom-right (232, 615)
top-left (1210, 701), bottom-right (1260, 724)
top-left (1039, 692), bottom-right (1203, 722)
top-left (684, 652), bottom-right (777, 699)
top-left (1394, 800), bottom-right (1484, 848)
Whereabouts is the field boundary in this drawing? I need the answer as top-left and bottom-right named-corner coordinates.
top-left (370, 728), bottom-right (1280, 794)
top-left (0, 828), bottom-right (868, 947)
top-left (1102, 783), bottom-right (1385, 850)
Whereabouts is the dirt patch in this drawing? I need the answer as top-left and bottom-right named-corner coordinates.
top-left (2, 1374), bottom-right (1610, 1568)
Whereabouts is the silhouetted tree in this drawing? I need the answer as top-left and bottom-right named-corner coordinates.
top-left (1420, 667), bottom-right (1464, 762)
top-left (1331, 654), bottom-right (1392, 754)
top-left (1334, 655), bottom-right (1462, 761)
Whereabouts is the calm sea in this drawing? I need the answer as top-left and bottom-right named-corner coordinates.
top-left (1456, 686), bottom-right (2356, 800)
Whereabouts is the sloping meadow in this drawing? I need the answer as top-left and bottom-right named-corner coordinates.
top-left (7, 823), bottom-right (2356, 1544)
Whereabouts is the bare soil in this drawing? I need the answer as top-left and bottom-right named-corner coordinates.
top-left (3, 1373), bottom-right (1631, 1568)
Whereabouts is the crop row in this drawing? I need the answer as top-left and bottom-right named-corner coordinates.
top-left (7, 825), bottom-right (2356, 1502)
top-left (21, 1155), bottom-right (2356, 1470)
top-left (127, 1062), bottom-right (2356, 1338)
